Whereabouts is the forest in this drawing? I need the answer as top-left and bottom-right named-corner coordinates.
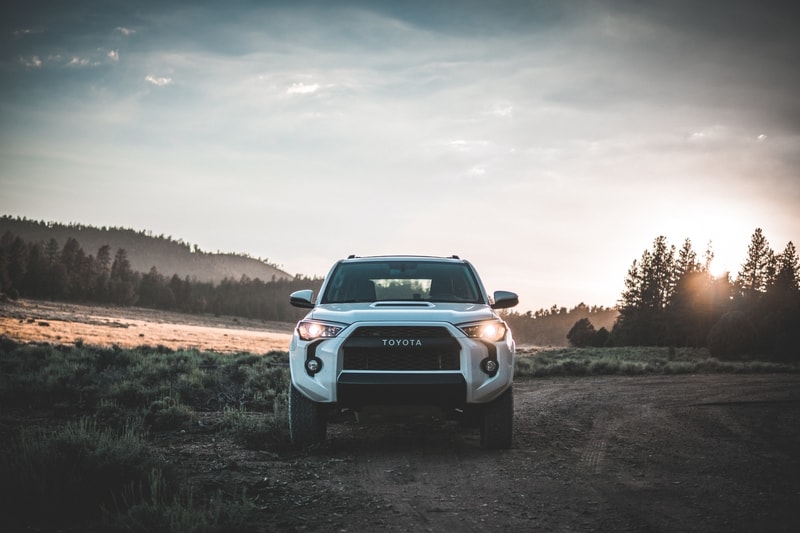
top-left (0, 215), bottom-right (291, 284)
top-left (1, 225), bottom-right (798, 359)
top-left (0, 231), bottom-right (320, 324)
top-left (598, 229), bottom-right (799, 361)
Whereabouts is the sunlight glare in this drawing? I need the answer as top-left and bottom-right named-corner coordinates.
top-left (707, 259), bottom-right (731, 281)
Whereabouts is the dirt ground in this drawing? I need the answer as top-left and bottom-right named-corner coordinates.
top-left (2, 300), bottom-right (800, 532)
top-left (161, 374), bottom-right (799, 533)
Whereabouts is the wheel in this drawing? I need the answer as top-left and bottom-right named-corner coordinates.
top-left (458, 405), bottom-right (481, 428)
top-left (289, 384), bottom-right (327, 447)
top-left (480, 386), bottom-right (513, 449)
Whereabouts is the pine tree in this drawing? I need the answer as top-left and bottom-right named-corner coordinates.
top-left (737, 228), bottom-right (775, 295)
top-left (92, 244), bottom-right (112, 301)
top-left (641, 236), bottom-right (676, 311)
top-left (675, 238), bottom-right (699, 278)
top-left (613, 236), bottom-right (676, 345)
top-left (774, 241), bottom-right (799, 291)
top-left (667, 239), bottom-right (711, 346)
top-left (109, 248), bottom-right (137, 305)
top-left (44, 238), bottom-right (60, 264)
top-left (96, 244), bottom-right (112, 273)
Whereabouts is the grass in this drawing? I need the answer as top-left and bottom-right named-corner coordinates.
top-left (0, 338), bottom-right (290, 532)
top-left (3, 418), bottom-right (170, 530)
top-left (515, 345), bottom-right (800, 378)
top-left (0, 336), bottom-right (797, 531)
top-left (0, 340), bottom-right (290, 413)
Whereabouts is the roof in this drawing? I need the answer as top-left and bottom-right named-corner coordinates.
top-left (343, 254), bottom-right (463, 262)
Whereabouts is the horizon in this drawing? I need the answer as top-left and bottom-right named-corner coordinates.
top-left (2, 213), bottom-right (788, 315)
top-left (2, 1), bottom-right (798, 311)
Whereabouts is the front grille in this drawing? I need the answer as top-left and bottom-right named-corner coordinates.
top-left (342, 326), bottom-right (460, 370)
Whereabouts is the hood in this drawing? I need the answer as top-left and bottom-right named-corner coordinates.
top-left (306, 302), bottom-right (497, 326)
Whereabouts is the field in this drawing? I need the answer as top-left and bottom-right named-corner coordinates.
top-left (1, 299), bottom-right (799, 532)
top-left (0, 299), bottom-right (293, 353)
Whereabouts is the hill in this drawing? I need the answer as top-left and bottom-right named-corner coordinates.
top-left (0, 216), bottom-right (292, 283)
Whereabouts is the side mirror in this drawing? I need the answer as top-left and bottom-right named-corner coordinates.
top-left (289, 289), bottom-right (315, 309)
top-left (491, 290), bottom-right (519, 309)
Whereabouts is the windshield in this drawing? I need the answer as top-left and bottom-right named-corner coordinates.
top-left (321, 260), bottom-right (483, 304)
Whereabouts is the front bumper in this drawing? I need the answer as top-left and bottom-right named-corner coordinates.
top-left (289, 321), bottom-right (515, 406)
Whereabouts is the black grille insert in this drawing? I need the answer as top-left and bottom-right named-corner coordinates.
top-left (342, 326), bottom-right (460, 370)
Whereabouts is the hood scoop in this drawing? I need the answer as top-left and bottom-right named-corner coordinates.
top-left (371, 301), bottom-right (434, 308)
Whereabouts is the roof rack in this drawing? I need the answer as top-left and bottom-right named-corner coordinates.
top-left (344, 254), bottom-right (462, 260)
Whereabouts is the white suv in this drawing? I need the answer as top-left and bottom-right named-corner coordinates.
top-left (287, 255), bottom-right (518, 449)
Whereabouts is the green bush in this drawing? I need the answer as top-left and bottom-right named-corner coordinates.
top-left (105, 470), bottom-right (261, 533)
top-left (144, 397), bottom-right (196, 431)
top-left (221, 396), bottom-right (290, 451)
top-left (0, 340), bottom-right (291, 415)
top-left (514, 346), bottom-right (800, 378)
top-left (1, 418), bottom-right (173, 529)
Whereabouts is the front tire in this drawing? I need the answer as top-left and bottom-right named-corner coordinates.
top-left (289, 384), bottom-right (327, 447)
top-left (480, 386), bottom-right (513, 449)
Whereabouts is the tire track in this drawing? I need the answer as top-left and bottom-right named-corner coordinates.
top-left (580, 411), bottom-right (611, 474)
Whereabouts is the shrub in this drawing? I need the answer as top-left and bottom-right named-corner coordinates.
top-left (144, 397), bottom-right (195, 431)
top-left (107, 470), bottom-right (261, 533)
top-left (222, 399), bottom-right (290, 451)
top-left (1, 418), bottom-right (173, 529)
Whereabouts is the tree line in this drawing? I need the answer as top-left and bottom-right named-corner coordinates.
top-left (2, 227), bottom-right (798, 360)
top-left (501, 303), bottom-right (618, 347)
top-left (0, 232), bottom-right (321, 323)
top-left (605, 229), bottom-right (798, 360)
top-left (0, 215), bottom-right (290, 284)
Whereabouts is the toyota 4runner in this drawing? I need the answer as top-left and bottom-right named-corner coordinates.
top-left (288, 255), bottom-right (519, 449)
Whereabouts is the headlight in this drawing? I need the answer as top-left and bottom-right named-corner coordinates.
top-left (296, 320), bottom-right (345, 341)
top-left (459, 319), bottom-right (507, 342)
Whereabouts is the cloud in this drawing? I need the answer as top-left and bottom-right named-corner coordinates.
top-left (1, 0), bottom-right (798, 310)
top-left (20, 55), bottom-right (42, 68)
top-left (145, 75), bottom-right (173, 87)
top-left (286, 82), bottom-right (321, 95)
top-left (67, 56), bottom-right (92, 67)
top-left (489, 103), bottom-right (513, 118)
top-left (444, 140), bottom-right (490, 153)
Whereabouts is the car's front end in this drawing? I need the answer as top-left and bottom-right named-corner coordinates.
top-left (287, 255), bottom-right (518, 448)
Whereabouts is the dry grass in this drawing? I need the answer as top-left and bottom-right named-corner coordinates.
top-left (0, 298), bottom-right (293, 354)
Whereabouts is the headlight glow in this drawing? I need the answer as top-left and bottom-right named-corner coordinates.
top-left (460, 320), bottom-right (507, 342)
top-left (297, 320), bottom-right (344, 341)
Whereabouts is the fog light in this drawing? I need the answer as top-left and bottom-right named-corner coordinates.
top-left (305, 357), bottom-right (322, 375)
top-left (481, 358), bottom-right (499, 376)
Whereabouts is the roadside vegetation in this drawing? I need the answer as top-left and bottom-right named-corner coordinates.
top-left (515, 345), bottom-right (799, 378)
top-left (0, 339), bottom-right (289, 532)
top-left (1, 338), bottom-right (797, 531)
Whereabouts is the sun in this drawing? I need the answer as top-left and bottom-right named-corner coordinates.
top-left (705, 246), bottom-right (740, 280)
top-left (707, 260), bottom-right (731, 280)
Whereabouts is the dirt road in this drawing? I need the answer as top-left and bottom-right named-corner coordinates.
top-left (167, 373), bottom-right (800, 532)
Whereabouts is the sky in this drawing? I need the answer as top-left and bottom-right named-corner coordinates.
top-left (2, 0), bottom-right (799, 312)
